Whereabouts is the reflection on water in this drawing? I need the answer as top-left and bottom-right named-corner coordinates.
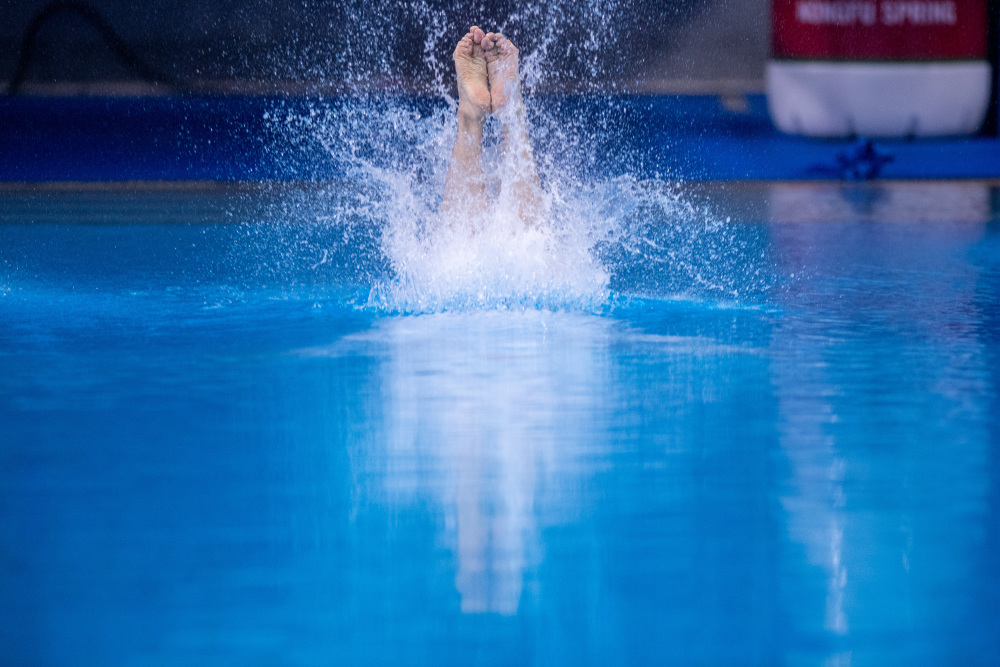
top-left (371, 311), bottom-right (610, 614)
top-left (683, 180), bottom-right (998, 226)
top-left (769, 217), bottom-right (994, 663)
top-left (768, 181), bottom-right (993, 224)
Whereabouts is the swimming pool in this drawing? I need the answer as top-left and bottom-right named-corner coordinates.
top-left (2, 181), bottom-right (998, 664)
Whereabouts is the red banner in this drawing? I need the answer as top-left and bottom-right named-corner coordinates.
top-left (772, 0), bottom-right (987, 59)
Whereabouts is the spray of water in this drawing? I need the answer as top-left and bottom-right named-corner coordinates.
top-left (254, 1), bottom-right (772, 313)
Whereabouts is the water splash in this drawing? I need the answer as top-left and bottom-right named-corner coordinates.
top-left (253, 1), bottom-right (773, 313)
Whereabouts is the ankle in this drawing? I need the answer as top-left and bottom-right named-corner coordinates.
top-left (458, 101), bottom-right (488, 123)
top-left (495, 95), bottom-right (526, 124)
top-left (493, 87), bottom-right (524, 115)
top-left (457, 107), bottom-right (487, 133)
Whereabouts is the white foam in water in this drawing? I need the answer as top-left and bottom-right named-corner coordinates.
top-left (373, 197), bottom-right (610, 312)
top-left (361, 103), bottom-right (615, 311)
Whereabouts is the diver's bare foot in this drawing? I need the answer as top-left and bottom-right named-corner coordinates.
top-left (482, 32), bottom-right (520, 113)
top-left (454, 27), bottom-right (492, 123)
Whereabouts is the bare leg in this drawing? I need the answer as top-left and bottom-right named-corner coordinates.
top-left (442, 27), bottom-right (492, 220)
top-left (482, 32), bottom-right (543, 226)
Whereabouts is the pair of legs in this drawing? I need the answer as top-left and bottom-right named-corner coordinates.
top-left (442, 27), bottom-right (543, 227)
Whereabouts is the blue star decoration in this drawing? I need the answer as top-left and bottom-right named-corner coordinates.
top-left (808, 139), bottom-right (895, 180)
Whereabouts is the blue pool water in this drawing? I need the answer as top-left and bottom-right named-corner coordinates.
top-left (1, 183), bottom-right (999, 664)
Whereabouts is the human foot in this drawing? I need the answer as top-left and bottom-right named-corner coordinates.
top-left (481, 33), bottom-right (520, 113)
top-left (454, 26), bottom-right (492, 122)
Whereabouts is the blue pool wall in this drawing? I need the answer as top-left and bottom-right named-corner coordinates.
top-left (2, 95), bottom-right (1000, 183)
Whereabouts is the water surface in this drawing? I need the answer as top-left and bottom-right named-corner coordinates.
top-left (1, 184), bottom-right (999, 665)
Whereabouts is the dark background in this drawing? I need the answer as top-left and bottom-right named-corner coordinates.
top-left (0, 0), bottom-right (771, 94)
